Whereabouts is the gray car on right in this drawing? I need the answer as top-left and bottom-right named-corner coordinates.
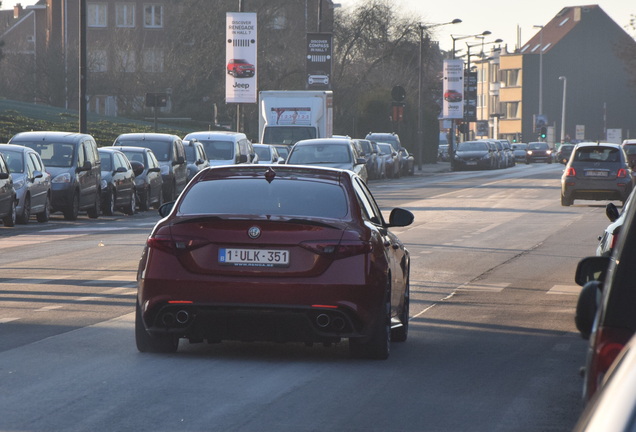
top-left (561, 142), bottom-right (633, 206)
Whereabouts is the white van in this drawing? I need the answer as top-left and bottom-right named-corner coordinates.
top-left (182, 131), bottom-right (258, 166)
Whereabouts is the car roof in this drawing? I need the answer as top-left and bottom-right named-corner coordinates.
top-left (115, 146), bottom-right (151, 153)
top-left (9, 131), bottom-right (95, 142)
top-left (98, 147), bottom-right (123, 154)
top-left (294, 138), bottom-right (353, 146)
top-left (184, 131), bottom-right (247, 141)
top-left (0, 143), bottom-right (36, 152)
top-left (574, 142), bottom-right (622, 149)
top-left (115, 133), bottom-right (179, 141)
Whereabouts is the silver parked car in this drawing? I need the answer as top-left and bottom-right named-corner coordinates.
top-left (0, 144), bottom-right (51, 223)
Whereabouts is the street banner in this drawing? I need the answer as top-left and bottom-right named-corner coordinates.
top-left (443, 59), bottom-right (464, 119)
top-left (226, 12), bottom-right (257, 103)
top-left (306, 33), bottom-right (332, 90)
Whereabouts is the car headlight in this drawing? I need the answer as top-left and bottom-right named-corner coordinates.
top-left (527, 150), bottom-right (533, 155)
top-left (52, 172), bottom-right (72, 183)
top-left (547, 150), bottom-right (552, 154)
top-left (160, 165), bottom-right (170, 176)
top-left (13, 179), bottom-right (25, 190)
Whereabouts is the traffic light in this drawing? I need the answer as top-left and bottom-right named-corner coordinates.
top-left (540, 127), bottom-right (547, 139)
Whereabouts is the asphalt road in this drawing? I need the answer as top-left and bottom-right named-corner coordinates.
top-left (0, 163), bottom-right (607, 431)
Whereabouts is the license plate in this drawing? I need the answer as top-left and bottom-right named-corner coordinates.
top-left (585, 170), bottom-right (609, 177)
top-left (466, 161), bottom-right (477, 165)
top-left (219, 248), bottom-right (290, 267)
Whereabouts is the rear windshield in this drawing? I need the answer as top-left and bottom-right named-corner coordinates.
top-left (574, 147), bottom-right (621, 163)
top-left (623, 144), bottom-right (636, 155)
top-left (116, 140), bottom-right (171, 161)
top-left (457, 142), bottom-right (488, 151)
top-left (198, 140), bottom-right (235, 161)
top-left (179, 178), bottom-right (349, 219)
top-left (254, 146), bottom-right (271, 160)
top-left (263, 127), bottom-right (316, 145)
top-left (287, 144), bottom-right (352, 164)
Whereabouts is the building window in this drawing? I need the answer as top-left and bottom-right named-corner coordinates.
top-left (143, 49), bottom-right (163, 72)
top-left (144, 4), bottom-right (163, 28)
top-left (88, 3), bottom-right (107, 28)
top-left (505, 102), bottom-right (520, 119)
top-left (503, 69), bottom-right (520, 87)
top-left (116, 50), bottom-right (136, 72)
top-left (89, 50), bottom-right (108, 72)
top-left (116, 3), bottom-right (135, 28)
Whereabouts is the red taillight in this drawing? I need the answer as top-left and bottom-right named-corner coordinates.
top-left (617, 168), bottom-right (628, 178)
top-left (301, 240), bottom-right (372, 259)
top-left (147, 235), bottom-right (208, 254)
top-left (587, 327), bottom-right (632, 397)
top-left (565, 167), bottom-right (576, 176)
top-left (597, 341), bottom-right (625, 372)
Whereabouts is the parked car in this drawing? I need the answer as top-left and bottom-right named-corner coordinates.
top-left (453, 140), bottom-right (497, 170)
top-left (98, 148), bottom-right (138, 216)
top-left (253, 143), bottom-right (284, 164)
top-left (135, 165), bottom-right (414, 359)
top-left (117, 146), bottom-right (164, 211)
top-left (226, 58), bottom-right (255, 78)
top-left (399, 148), bottom-right (415, 176)
top-left (353, 139), bottom-right (378, 179)
top-left (621, 139), bottom-right (636, 169)
top-left (377, 142), bottom-right (400, 179)
top-left (561, 142), bottom-right (633, 206)
top-left (365, 132), bottom-right (402, 154)
top-left (0, 143), bottom-right (51, 223)
top-left (573, 334), bottom-right (636, 432)
top-left (525, 142), bottom-right (553, 164)
top-left (511, 143), bottom-right (528, 162)
top-left (285, 137), bottom-right (368, 183)
top-left (183, 139), bottom-right (210, 182)
top-left (183, 131), bottom-right (258, 167)
top-left (113, 133), bottom-right (187, 202)
top-left (0, 152), bottom-right (16, 226)
top-left (499, 139), bottom-right (515, 167)
top-left (9, 131), bottom-right (101, 220)
top-left (556, 143), bottom-right (575, 164)
top-left (370, 141), bottom-right (387, 179)
top-left (574, 190), bottom-right (636, 400)
top-left (596, 190), bottom-right (635, 257)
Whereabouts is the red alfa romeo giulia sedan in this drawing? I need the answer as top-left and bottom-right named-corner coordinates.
top-left (135, 165), bottom-right (414, 359)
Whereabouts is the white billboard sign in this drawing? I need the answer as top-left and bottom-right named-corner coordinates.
top-left (226, 12), bottom-right (257, 103)
top-left (575, 125), bottom-right (585, 141)
top-left (606, 128), bottom-right (622, 144)
top-left (442, 59), bottom-right (465, 119)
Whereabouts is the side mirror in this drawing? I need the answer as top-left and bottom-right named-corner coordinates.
top-left (130, 161), bottom-right (144, 177)
top-left (79, 161), bottom-right (92, 171)
top-left (575, 280), bottom-right (602, 339)
top-left (355, 157), bottom-right (367, 165)
top-left (575, 256), bottom-right (610, 286)
top-left (238, 154), bottom-right (248, 164)
top-left (605, 202), bottom-right (620, 222)
top-left (387, 207), bottom-right (414, 228)
top-left (148, 167), bottom-right (161, 173)
top-left (0, 172), bottom-right (9, 180)
top-left (158, 201), bottom-right (176, 218)
top-left (115, 166), bottom-right (127, 173)
top-left (174, 156), bottom-right (185, 165)
top-left (33, 170), bottom-right (44, 179)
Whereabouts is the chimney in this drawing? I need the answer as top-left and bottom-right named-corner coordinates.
top-left (14, 3), bottom-right (23, 19)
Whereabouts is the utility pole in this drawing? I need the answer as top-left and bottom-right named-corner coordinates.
top-left (79, 0), bottom-right (87, 133)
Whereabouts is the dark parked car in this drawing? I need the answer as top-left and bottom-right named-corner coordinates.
top-left (183, 139), bottom-right (210, 182)
top-left (353, 139), bottom-right (378, 179)
top-left (135, 165), bottom-right (414, 359)
top-left (561, 142), bottom-right (633, 206)
top-left (511, 143), bottom-right (528, 162)
top-left (574, 190), bottom-right (636, 400)
top-left (525, 142), bottom-right (553, 164)
top-left (399, 148), bottom-right (415, 176)
top-left (0, 143), bottom-right (51, 223)
top-left (9, 131), bottom-right (101, 220)
top-left (377, 142), bottom-right (400, 179)
top-left (98, 148), bottom-right (138, 216)
top-left (113, 133), bottom-right (187, 202)
top-left (285, 137), bottom-right (368, 183)
top-left (117, 146), bottom-right (164, 211)
top-left (556, 143), bottom-right (575, 164)
top-left (453, 140), bottom-right (496, 170)
top-left (0, 153), bottom-right (16, 227)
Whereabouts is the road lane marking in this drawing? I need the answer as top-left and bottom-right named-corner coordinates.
top-left (34, 305), bottom-right (63, 312)
top-left (0, 317), bottom-right (20, 323)
top-left (547, 285), bottom-right (580, 295)
top-left (458, 282), bottom-right (509, 292)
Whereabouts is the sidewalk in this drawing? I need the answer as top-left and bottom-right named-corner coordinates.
top-left (412, 161), bottom-right (450, 176)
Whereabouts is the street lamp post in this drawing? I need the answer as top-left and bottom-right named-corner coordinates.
top-left (417, 18), bottom-right (461, 170)
top-left (533, 25), bottom-right (544, 117)
top-left (559, 76), bottom-right (567, 144)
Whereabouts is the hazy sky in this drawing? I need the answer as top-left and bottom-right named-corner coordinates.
top-left (3, 0), bottom-right (634, 52)
top-left (337, 0), bottom-right (635, 51)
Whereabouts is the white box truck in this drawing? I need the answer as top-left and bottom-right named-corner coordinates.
top-left (258, 90), bottom-right (333, 145)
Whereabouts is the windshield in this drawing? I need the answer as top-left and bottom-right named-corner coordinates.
top-left (117, 140), bottom-right (171, 161)
top-left (179, 178), bottom-right (349, 219)
top-left (528, 143), bottom-right (549, 150)
top-left (287, 144), bottom-right (352, 164)
top-left (0, 150), bottom-right (24, 173)
top-left (23, 142), bottom-right (75, 168)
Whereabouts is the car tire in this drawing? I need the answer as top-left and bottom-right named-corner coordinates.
top-left (87, 193), bottom-right (100, 219)
top-left (2, 199), bottom-right (16, 227)
top-left (36, 194), bottom-right (50, 223)
top-left (349, 288), bottom-right (391, 360)
top-left (391, 276), bottom-right (409, 343)
top-left (561, 194), bottom-right (573, 206)
top-left (135, 301), bottom-right (179, 353)
top-left (153, 189), bottom-right (164, 210)
top-left (139, 188), bottom-right (150, 212)
top-left (63, 192), bottom-right (80, 221)
top-left (17, 193), bottom-right (31, 224)
top-left (102, 189), bottom-right (115, 216)
top-left (124, 190), bottom-right (136, 215)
